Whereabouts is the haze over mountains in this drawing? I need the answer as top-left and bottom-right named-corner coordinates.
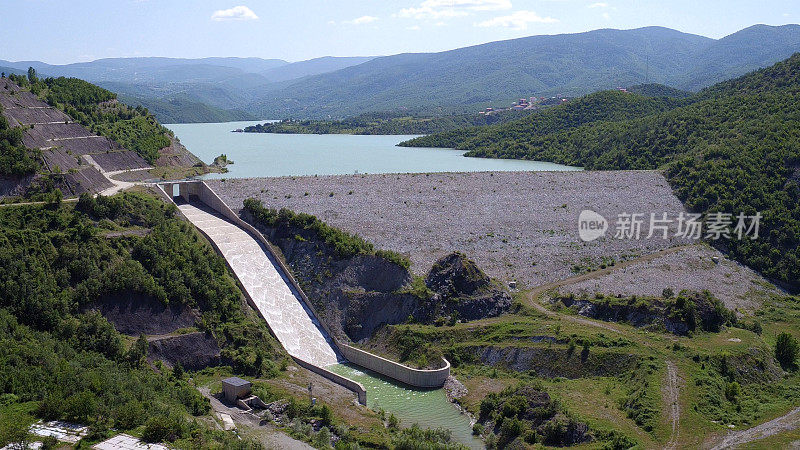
top-left (4, 24), bottom-right (799, 122)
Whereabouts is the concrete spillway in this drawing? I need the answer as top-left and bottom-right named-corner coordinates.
top-left (177, 201), bottom-right (341, 367)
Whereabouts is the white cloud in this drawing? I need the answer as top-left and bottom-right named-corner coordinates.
top-left (343, 15), bottom-right (379, 25)
top-left (398, 0), bottom-right (512, 20)
top-left (602, 12), bottom-right (610, 19)
top-left (476, 10), bottom-right (557, 30)
top-left (406, 25), bottom-right (422, 30)
top-left (211, 6), bottom-right (258, 21)
top-left (588, 2), bottom-right (608, 8)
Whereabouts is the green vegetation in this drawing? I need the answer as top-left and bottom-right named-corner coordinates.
top-left (249, 25), bottom-right (800, 119)
top-left (775, 332), bottom-right (799, 370)
top-left (117, 93), bottom-right (255, 124)
top-left (557, 290), bottom-right (737, 335)
top-left (619, 359), bottom-right (661, 432)
top-left (0, 192), bottom-right (279, 446)
top-left (243, 109), bottom-right (535, 136)
top-left (243, 197), bottom-right (410, 266)
top-left (8, 74), bottom-right (172, 164)
top-left (627, 83), bottom-right (694, 98)
top-left (477, 383), bottom-right (603, 448)
top-left (404, 54), bottom-right (800, 286)
top-left (0, 110), bottom-right (40, 175)
top-left (392, 424), bottom-right (464, 449)
top-left (692, 349), bottom-right (798, 427)
top-left (401, 90), bottom-right (684, 152)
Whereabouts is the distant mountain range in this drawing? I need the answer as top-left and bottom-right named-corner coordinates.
top-left (249, 24), bottom-right (800, 119)
top-left (3, 24), bottom-right (799, 122)
top-left (0, 56), bottom-right (376, 122)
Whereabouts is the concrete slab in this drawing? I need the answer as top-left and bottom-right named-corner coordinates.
top-left (177, 202), bottom-right (340, 367)
top-left (93, 434), bottom-right (168, 450)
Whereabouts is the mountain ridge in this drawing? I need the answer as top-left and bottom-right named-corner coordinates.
top-left (248, 24), bottom-right (800, 118)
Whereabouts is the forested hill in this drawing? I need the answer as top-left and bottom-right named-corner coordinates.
top-left (400, 90), bottom-right (686, 151)
top-left (249, 24), bottom-right (800, 118)
top-left (405, 54), bottom-right (800, 287)
top-left (242, 109), bottom-right (535, 135)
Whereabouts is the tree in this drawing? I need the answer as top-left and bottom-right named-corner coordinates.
top-left (27, 67), bottom-right (37, 84)
top-left (172, 362), bottom-right (184, 380)
top-left (127, 334), bottom-right (149, 367)
top-left (0, 413), bottom-right (30, 449)
top-left (775, 332), bottom-right (799, 370)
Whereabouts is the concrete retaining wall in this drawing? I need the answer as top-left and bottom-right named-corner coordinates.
top-left (336, 342), bottom-right (450, 388)
top-left (293, 357), bottom-right (367, 405)
top-left (158, 181), bottom-right (449, 393)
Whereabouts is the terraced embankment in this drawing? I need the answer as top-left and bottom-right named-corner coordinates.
top-left (0, 78), bottom-right (151, 195)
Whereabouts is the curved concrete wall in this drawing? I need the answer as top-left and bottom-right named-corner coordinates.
top-left (337, 342), bottom-right (450, 388)
top-left (159, 181), bottom-right (450, 392)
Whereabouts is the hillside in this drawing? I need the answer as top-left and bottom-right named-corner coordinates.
top-left (404, 54), bottom-right (800, 287)
top-left (401, 90), bottom-right (686, 150)
top-left (260, 56), bottom-right (375, 83)
top-left (0, 73), bottom-right (210, 199)
top-left (248, 24), bottom-right (800, 118)
top-left (0, 56), bottom-right (375, 123)
top-left (117, 93), bottom-right (255, 124)
top-left (0, 192), bottom-right (283, 448)
top-left (243, 108), bottom-right (536, 135)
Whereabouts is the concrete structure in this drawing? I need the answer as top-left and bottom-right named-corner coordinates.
top-left (158, 181), bottom-right (449, 403)
top-left (29, 421), bottom-right (89, 444)
top-left (337, 342), bottom-right (450, 388)
top-left (93, 434), bottom-right (168, 450)
top-left (222, 376), bottom-right (252, 403)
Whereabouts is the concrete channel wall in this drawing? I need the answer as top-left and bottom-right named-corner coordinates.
top-left (159, 181), bottom-right (449, 396)
top-left (336, 342), bottom-right (451, 388)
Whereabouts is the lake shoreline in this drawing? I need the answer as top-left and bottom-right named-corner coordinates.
top-left (164, 121), bottom-right (579, 179)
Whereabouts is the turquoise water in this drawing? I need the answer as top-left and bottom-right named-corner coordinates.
top-left (327, 364), bottom-right (483, 449)
top-left (165, 120), bottom-right (581, 178)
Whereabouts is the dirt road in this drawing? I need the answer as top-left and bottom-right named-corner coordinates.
top-left (664, 361), bottom-right (681, 450)
top-left (709, 407), bottom-right (800, 449)
top-left (198, 387), bottom-right (313, 450)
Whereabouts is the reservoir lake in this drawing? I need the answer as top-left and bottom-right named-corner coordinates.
top-left (165, 120), bottom-right (580, 178)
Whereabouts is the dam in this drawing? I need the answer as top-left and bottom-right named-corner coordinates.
top-left (157, 181), bottom-right (482, 448)
top-left (157, 181), bottom-right (452, 399)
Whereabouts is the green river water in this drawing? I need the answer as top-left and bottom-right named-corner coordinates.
top-left (326, 364), bottom-right (484, 449)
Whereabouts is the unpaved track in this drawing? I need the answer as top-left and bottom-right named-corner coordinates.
top-left (199, 387), bottom-right (313, 450)
top-left (664, 360), bottom-right (681, 450)
top-left (524, 250), bottom-right (694, 448)
top-left (709, 407), bottom-right (800, 449)
top-left (523, 244), bottom-right (696, 334)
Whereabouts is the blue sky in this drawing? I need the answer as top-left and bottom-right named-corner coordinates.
top-left (1, 0), bottom-right (798, 64)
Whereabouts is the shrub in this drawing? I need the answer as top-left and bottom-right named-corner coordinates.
top-left (775, 332), bottom-right (799, 370)
top-left (142, 413), bottom-right (186, 443)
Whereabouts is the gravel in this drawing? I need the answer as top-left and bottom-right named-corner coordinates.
top-left (210, 170), bottom-right (693, 288)
top-left (559, 244), bottom-right (781, 312)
